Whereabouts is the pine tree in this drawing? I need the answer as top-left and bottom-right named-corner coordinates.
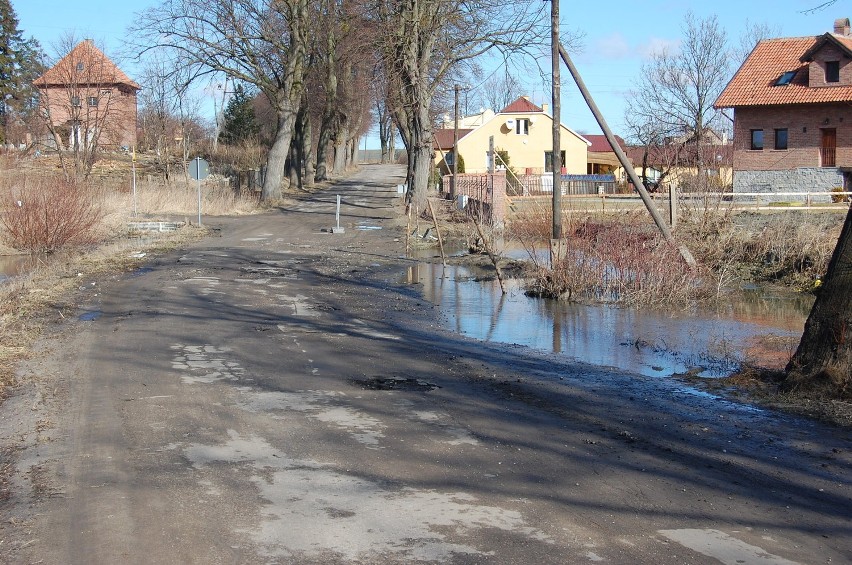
top-left (218, 84), bottom-right (260, 146)
top-left (0, 0), bottom-right (44, 144)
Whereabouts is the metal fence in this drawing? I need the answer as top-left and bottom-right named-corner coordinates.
top-left (507, 174), bottom-right (619, 197)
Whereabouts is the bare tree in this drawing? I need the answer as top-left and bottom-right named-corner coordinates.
top-left (138, 54), bottom-right (199, 182)
top-left (35, 35), bottom-right (139, 181)
top-left (480, 70), bottom-right (523, 112)
top-left (370, 0), bottom-right (547, 214)
top-left (626, 13), bottom-right (729, 186)
top-left (623, 109), bottom-right (683, 191)
top-left (803, 1), bottom-right (839, 14)
top-left (134, 0), bottom-right (310, 201)
top-left (732, 20), bottom-right (781, 67)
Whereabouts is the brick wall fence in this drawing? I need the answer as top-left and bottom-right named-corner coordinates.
top-left (441, 172), bottom-right (507, 226)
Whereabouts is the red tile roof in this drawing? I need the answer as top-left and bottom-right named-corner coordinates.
top-left (432, 128), bottom-right (472, 151)
top-left (34, 40), bottom-right (141, 90)
top-left (585, 134), bottom-right (626, 154)
top-left (715, 34), bottom-right (852, 108)
top-left (500, 96), bottom-right (543, 113)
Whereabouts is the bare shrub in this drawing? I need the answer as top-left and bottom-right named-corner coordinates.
top-left (0, 176), bottom-right (104, 254)
top-left (209, 142), bottom-right (266, 171)
top-left (512, 207), bottom-right (705, 305)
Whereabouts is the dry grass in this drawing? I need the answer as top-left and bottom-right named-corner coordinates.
top-left (678, 207), bottom-right (841, 289)
top-left (0, 225), bottom-right (207, 393)
top-left (0, 153), bottom-right (265, 395)
top-left (507, 199), bottom-right (843, 305)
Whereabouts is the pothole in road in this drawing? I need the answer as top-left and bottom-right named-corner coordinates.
top-left (78, 310), bottom-right (102, 321)
top-left (352, 377), bottom-right (440, 391)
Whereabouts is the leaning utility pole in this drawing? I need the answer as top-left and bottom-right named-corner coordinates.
top-left (550, 0), bottom-right (562, 244)
top-left (557, 42), bottom-right (696, 267)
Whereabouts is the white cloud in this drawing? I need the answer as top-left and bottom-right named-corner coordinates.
top-left (592, 32), bottom-right (632, 60)
top-left (639, 37), bottom-right (682, 57)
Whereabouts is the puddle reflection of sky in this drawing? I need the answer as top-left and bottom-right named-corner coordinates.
top-left (407, 263), bottom-right (809, 378)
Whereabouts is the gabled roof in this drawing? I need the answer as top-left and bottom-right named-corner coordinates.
top-left (432, 128), bottom-right (473, 151)
top-left (715, 34), bottom-right (852, 108)
top-left (585, 134), bottom-right (627, 154)
top-left (33, 40), bottom-right (141, 90)
top-left (500, 96), bottom-right (543, 113)
top-left (800, 32), bottom-right (852, 62)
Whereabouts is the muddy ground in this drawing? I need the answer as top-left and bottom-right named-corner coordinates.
top-left (0, 164), bottom-right (849, 564)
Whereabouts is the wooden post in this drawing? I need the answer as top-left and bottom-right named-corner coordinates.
top-left (452, 84), bottom-right (460, 199)
top-left (551, 0), bottom-right (562, 249)
top-left (669, 185), bottom-right (678, 229)
top-left (427, 198), bottom-right (446, 268)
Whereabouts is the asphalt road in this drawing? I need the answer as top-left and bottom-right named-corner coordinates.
top-left (2, 164), bottom-right (850, 564)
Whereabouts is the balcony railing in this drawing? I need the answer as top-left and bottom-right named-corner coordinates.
top-left (820, 147), bottom-right (836, 167)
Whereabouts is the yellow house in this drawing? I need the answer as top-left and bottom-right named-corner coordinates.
top-left (434, 96), bottom-right (590, 176)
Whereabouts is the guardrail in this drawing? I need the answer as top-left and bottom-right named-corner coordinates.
top-left (681, 191), bottom-right (852, 208)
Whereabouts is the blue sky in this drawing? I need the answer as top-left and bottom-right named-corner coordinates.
top-left (12, 0), bottom-right (845, 145)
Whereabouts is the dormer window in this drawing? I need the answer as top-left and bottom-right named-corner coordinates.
top-left (825, 61), bottom-right (839, 83)
top-left (775, 71), bottom-right (796, 86)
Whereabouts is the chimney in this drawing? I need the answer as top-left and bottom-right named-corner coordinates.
top-left (834, 17), bottom-right (851, 36)
top-left (542, 103), bottom-right (549, 114)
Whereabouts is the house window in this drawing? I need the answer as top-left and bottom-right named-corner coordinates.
top-left (750, 129), bottom-right (763, 150)
top-left (774, 128), bottom-right (788, 150)
top-left (76, 62), bottom-right (84, 71)
top-left (515, 118), bottom-right (529, 135)
top-left (826, 61), bottom-right (840, 83)
top-left (775, 71), bottom-right (796, 86)
top-left (71, 96), bottom-right (81, 107)
top-left (544, 150), bottom-right (566, 173)
top-left (88, 96), bottom-right (98, 107)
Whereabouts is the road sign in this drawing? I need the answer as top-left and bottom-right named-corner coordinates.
top-left (189, 157), bottom-right (209, 181)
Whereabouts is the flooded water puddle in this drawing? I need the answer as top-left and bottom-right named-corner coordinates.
top-left (405, 263), bottom-right (811, 378)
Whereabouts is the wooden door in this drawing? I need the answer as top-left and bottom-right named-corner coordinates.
top-left (821, 128), bottom-right (836, 167)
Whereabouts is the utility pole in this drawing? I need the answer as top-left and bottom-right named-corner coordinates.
top-left (556, 42), bottom-right (696, 267)
top-left (551, 0), bottom-right (562, 246)
top-left (452, 84), bottom-right (460, 198)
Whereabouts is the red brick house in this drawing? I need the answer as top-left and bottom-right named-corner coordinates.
top-left (714, 18), bottom-right (852, 197)
top-left (33, 40), bottom-right (140, 150)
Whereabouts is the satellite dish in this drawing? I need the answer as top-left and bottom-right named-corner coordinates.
top-left (506, 118), bottom-right (515, 128)
top-left (529, 116), bottom-right (537, 124)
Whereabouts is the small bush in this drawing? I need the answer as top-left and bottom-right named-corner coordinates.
top-left (831, 186), bottom-right (849, 204)
top-left (512, 208), bottom-right (704, 305)
top-left (1, 177), bottom-right (104, 254)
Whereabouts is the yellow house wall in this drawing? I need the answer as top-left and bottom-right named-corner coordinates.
top-left (438, 114), bottom-right (588, 175)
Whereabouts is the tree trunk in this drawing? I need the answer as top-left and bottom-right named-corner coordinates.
top-left (785, 205), bottom-right (852, 399)
top-left (406, 100), bottom-right (433, 214)
top-left (303, 108), bottom-right (315, 187)
top-left (262, 106), bottom-right (296, 200)
top-left (314, 22), bottom-right (338, 182)
top-left (333, 126), bottom-right (348, 174)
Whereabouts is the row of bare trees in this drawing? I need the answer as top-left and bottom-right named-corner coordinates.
top-left (129, 0), bottom-right (549, 211)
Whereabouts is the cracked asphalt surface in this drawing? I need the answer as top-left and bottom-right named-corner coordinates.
top-left (1, 164), bottom-right (850, 564)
